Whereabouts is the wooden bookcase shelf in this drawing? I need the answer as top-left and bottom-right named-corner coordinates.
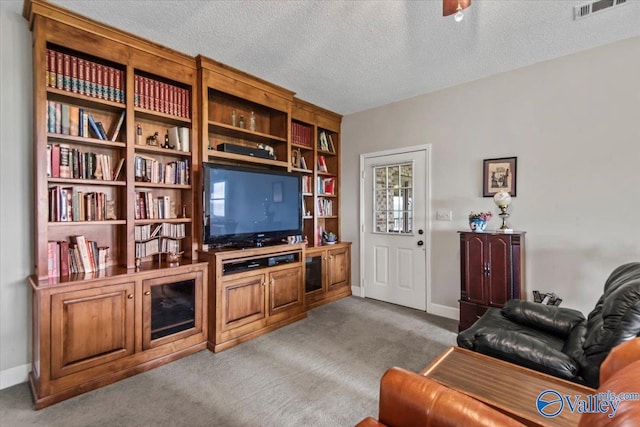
top-left (291, 98), bottom-right (342, 247)
top-left (24, 0), bottom-right (349, 409)
top-left (25, 0), bottom-right (207, 410)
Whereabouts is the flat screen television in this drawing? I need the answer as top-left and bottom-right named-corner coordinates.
top-left (203, 163), bottom-right (302, 247)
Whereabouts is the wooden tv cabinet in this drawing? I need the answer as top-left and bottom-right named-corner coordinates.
top-left (199, 244), bottom-right (307, 352)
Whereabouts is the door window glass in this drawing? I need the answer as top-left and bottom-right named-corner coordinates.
top-left (373, 162), bottom-right (413, 234)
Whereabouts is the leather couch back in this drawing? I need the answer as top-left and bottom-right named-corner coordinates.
top-left (578, 338), bottom-right (640, 427)
top-left (581, 262), bottom-right (640, 385)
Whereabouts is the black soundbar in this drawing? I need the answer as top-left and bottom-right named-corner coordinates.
top-left (217, 143), bottom-right (274, 159)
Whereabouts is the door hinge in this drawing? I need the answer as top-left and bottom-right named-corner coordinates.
top-left (361, 170), bottom-right (365, 179)
top-left (361, 278), bottom-right (365, 288)
top-left (361, 223), bottom-right (365, 233)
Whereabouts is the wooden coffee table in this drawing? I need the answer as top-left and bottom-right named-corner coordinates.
top-left (421, 347), bottom-right (595, 427)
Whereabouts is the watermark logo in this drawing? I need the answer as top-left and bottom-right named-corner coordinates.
top-left (536, 389), bottom-right (640, 419)
top-left (537, 390), bottom-right (564, 417)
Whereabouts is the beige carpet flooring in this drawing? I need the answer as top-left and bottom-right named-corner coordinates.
top-left (0, 296), bottom-right (458, 426)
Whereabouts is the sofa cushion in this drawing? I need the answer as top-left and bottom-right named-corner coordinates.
top-left (473, 329), bottom-right (581, 380)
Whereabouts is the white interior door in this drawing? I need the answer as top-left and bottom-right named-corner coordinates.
top-left (360, 146), bottom-right (430, 311)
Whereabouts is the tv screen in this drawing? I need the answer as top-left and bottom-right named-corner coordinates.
top-left (203, 163), bottom-right (302, 246)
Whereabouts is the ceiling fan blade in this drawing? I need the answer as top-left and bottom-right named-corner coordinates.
top-left (443, 0), bottom-right (471, 17)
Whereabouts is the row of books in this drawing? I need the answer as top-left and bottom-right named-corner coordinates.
top-left (47, 235), bottom-right (109, 277)
top-left (134, 75), bottom-right (190, 119)
top-left (47, 100), bottom-right (125, 141)
top-left (135, 237), bottom-right (180, 258)
top-left (317, 177), bottom-right (336, 195)
top-left (47, 144), bottom-right (124, 181)
top-left (166, 126), bottom-right (191, 153)
top-left (46, 49), bottom-right (125, 103)
top-left (134, 155), bottom-right (190, 185)
top-left (317, 198), bottom-right (334, 216)
top-left (134, 223), bottom-right (186, 241)
top-left (318, 131), bottom-right (336, 153)
top-left (291, 122), bottom-right (313, 147)
top-left (49, 186), bottom-right (116, 222)
top-left (317, 155), bottom-right (329, 173)
top-left (135, 192), bottom-right (178, 220)
top-left (301, 175), bottom-right (313, 194)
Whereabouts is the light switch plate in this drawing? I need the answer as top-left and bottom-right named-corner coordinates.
top-left (436, 210), bottom-right (453, 221)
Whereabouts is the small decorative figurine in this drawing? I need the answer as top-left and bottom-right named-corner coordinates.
top-left (147, 131), bottom-right (159, 146)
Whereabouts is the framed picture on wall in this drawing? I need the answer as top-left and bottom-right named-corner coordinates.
top-left (483, 157), bottom-right (517, 197)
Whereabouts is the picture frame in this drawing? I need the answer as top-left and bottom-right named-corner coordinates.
top-left (483, 157), bottom-right (517, 197)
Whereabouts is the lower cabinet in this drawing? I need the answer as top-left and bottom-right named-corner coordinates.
top-left (29, 262), bottom-right (208, 409)
top-left (199, 244), bottom-right (307, 352)
top-left (305, 242), bottom-right (351, 310)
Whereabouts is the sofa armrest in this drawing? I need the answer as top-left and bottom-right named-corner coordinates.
top-left (355, 417), bottom-right (386, 427)
top-left (370, 367), bottom-right (525, 427)
top-left (502, 299), bottom-right (586, 338)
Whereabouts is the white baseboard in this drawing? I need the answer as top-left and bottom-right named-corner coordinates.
top-left (351, 286), bottom-right (363, 297)
top-left (0, 363), bottom-right (29, 390)
top-left (427, 302), bottom-right (459, 320)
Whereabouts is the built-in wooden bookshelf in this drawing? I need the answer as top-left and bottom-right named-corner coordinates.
top-left (24, 0), bottom-right (347, 409)
top-left (25, 0), bottom-right (208, 409)
top-left (197, 55), bottom-right (294, 172)
top-left (291, 98), bottom-right (342, 246)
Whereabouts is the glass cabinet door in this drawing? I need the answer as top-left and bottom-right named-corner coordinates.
top-left (305, 255), bottom-right (323, 293)
top-left (143, 270), bottom-right (203, 350)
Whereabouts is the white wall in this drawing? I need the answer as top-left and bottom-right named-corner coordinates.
top-left (342, 37), bottom-right (640, 318)
top-left (1, 1), bottom-right (33, 389)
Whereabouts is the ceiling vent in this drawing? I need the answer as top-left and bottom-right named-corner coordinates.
top-left (574, 0), bottom-right (627, 20)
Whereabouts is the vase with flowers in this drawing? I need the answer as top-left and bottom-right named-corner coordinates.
top-left (468, 211), bottom-right (492, 232)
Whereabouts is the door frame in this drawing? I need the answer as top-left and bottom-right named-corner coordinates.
top-left (358, 144), bottom-right (433, 312)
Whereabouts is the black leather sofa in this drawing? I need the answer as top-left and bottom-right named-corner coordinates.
top-left (457, 262), bottom-right (640, 387)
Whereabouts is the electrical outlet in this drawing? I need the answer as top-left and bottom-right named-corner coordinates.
top-left (436, 210), bottom-right (453, 221)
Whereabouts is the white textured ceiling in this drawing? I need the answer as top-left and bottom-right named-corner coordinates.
top-left (24, 1), bottom-right (640, 114)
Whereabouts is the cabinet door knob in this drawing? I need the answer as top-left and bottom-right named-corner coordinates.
top-left (261, 282), bottom-right (266, 287)
top-left (144, 290), bottom-right (151, 296)
top-left (127, 294), bottom-right (134, 299)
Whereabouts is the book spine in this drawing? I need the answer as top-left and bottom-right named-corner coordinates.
top-left (47, 100), bottom-right (55, 133)
top-left (62, 53), bottom-right (71, 91)
top-left (134, 75), bottom-right (139, 107)
top-left (61, 104), bottom-right (70, 135)
top-left (55, 51), bottom-right (63, 89)
top-left (69, 105), bottom-right (79, 136)
top-left (59, 240), bottom-right (70, 276)
top-left (48, 241), bottom-right (59, 277)
top-left (47, 49), bottom-right (55, 87)
top-left (77, 58), bottom-right (86, 96)
top-left (70, 56), bottom-right (78, 93)
top-left (59, 145), bottom-right (71, 179)
top-left (87, 114), bottom-right (104, 140)
top-left (46, 144), bottom-right (52, 177)
top-left (51, 144), bottom-right (60, 178)
top-left (54, 102), bottom-right (62, 134)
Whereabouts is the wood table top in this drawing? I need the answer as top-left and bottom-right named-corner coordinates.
top-left (421, 347), bottom-right (595, 427)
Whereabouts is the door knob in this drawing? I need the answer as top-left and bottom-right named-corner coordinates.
top-left (417, 240), bottom-right (424, 246)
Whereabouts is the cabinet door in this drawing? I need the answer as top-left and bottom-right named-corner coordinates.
top-left (268, 265), bottom-right (303, 319)
top-left (51, 282), bottom-right (135, 379)
top-left (219, 273), bottom-right (267, 334)
top-left (327, 247), bottom-right (350, 291)
top-left (142, 270), bottom-right (204, 350)
top-left (486, 235), bottom-right (513, 306)
top-left (462, 234), bottom-right (487, 304)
